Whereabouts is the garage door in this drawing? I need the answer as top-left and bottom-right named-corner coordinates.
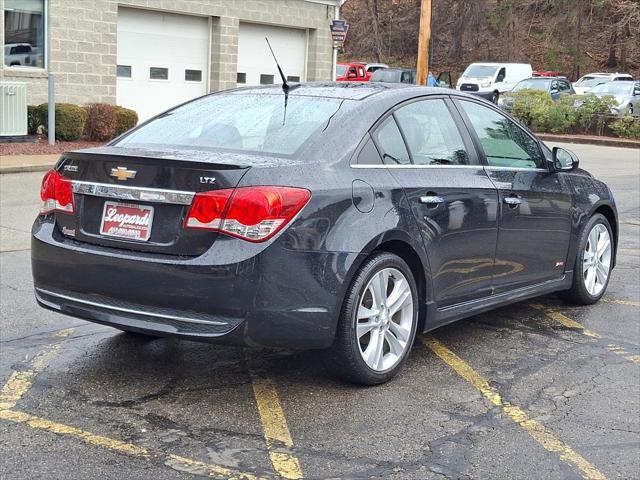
top-left (116, 8), bottom-right (209, 122)
top-left (237, 23), bottom-right (307, 87)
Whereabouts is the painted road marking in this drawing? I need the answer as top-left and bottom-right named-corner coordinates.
top-left (0, 328), bottom-right (73, 410)
top-left (0, 410), bottom-right (264, 480)
top-left (250, 373), bottom-right (303, 479)
top-left (601, 298), bottom-right (640, 307)
top-left (0, 331), bottom-right (266, 479)
top-left (529, 304), bottom-right (600, 338)
top-left (420, 335), bottom-right (608, 480)
top-left (530, 304), bottom-right (639, 364)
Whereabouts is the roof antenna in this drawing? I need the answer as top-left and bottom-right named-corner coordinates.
top-left (265, 37), bottom-right (300, 94)
top-left (265, 37), bottom-right (300, 125)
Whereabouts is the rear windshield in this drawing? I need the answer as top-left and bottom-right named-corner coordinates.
top-left (371, 70), bottom-right (401, 83)
top-left (513, 79), bottom-right (551, 91)
top-left (575, 76), bottom-right (606, 87)
top-left (116, 93), bottom-right (344, 155)
top-left (591, 82), bottom-right (633, 95)
top-left (336, 65), bottom-right (347, 76)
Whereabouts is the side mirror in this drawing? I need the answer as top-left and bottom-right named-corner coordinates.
top-left (552, 147), bottom-right (579, 171)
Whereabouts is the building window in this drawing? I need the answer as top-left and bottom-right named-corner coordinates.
top-left (150, 67), bottom-right (168, 80)
top-left (260, 74), bottom-right (274, 85)
top-left (3, 0), bottom-right (46, 68)
top-left (185, 69), bottom-right (202, 82)
top-left (117, 65), bottom-right (132, 78)
top-left (236, 72), bottom-right (246, 84)
top-left (287, 76), bottom-right (300, 83)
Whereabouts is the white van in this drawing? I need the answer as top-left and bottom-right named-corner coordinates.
top-left (456, 63), bottom-right (533, 103)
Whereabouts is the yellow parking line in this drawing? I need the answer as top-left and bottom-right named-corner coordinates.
top-left (420, 335), bottom-right (607, 480)
top-left (0, 409), bottom-right (264, 480)
top-left (251, 375), bottom-right (303, 479)
top-left (530, 304), bottom-right (639, 363)
top-left (0, 328), bottom-right (74, 410)
top-left (529, 304), bottom-right (600, 338)
top-left (601, 298), bottom-right (640, 307)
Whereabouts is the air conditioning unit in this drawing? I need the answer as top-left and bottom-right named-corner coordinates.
top-left (0, 81), bottom-right (28, 136)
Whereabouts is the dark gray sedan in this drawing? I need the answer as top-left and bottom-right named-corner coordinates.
top-left (32, 83), bottom-right (618, 385)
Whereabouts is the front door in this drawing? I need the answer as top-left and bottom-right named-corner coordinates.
top-left (371, 97), bottom-right (499, 307)
top-left (455, 99), bottom-right (573, 292)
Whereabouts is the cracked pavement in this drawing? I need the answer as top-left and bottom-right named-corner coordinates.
top-left (1, 142), bottom-right (638, 479)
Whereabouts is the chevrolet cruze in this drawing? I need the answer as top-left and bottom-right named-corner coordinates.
top-left (32, 83), bottom-right (617, 385)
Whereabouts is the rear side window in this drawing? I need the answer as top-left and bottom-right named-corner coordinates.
top-left (458, 100), bottom-right (544, 169)
top-left (372, 117), bottom-right (410, 165)
top-left (394, 99), bottom-right (470, 166)
top-left (116, 94), bottom-right (344, 156)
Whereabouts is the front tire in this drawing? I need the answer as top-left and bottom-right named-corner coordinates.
top-left (562, 214), bottom-right (613, 305)
top-left (324, 252), bottom-right (419, 385)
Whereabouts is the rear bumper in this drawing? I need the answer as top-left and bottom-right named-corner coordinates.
top-left (32, 218), bottom-right (360, 349)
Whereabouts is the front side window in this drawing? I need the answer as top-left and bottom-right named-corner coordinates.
top-left (394, 99), bottom-right (470, 166)
top-left (4, 0), bottom-right (46, 68)
top-left (116, 93), bottom-right (344, 156)
top-left (458, 100), bottom-right (545, 169)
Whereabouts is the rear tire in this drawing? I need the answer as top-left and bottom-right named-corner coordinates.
top-left (491, 91), bottom-right (499, 104)
top-left (561, 214), bottom-right (613, 305)
top-left (324, 252), bottom-right (419, 385)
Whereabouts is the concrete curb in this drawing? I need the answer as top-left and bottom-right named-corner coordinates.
top-left (0, 164), bottom-right (52, 174)
top-left (538, 134), bottom-right (640, 149)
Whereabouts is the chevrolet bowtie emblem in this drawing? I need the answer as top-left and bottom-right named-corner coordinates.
top-left (110, 167), bottom-right (137, 181)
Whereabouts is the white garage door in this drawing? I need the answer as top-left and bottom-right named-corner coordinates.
top-left (237, 23), bottom-right (307, 87)
top-left (116, 8), bottom-right (209, 121)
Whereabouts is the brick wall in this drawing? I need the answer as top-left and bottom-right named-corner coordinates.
top-left (0, 0), bottom-right (336, 106)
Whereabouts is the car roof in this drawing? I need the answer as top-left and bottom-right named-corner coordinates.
top-left (226, 82), bottom-right (414, 100)
top-left (375, 68), bottom-right (416, 73)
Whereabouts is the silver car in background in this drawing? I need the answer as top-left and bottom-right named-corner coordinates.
top-left (590, 81), bottom-right (640, 115)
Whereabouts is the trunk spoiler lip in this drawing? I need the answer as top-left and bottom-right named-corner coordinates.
top-left (60, 146), bottom-right (304, 169)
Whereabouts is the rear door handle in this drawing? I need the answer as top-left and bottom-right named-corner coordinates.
top-left (503, 196), bottom-right (522, 206)
top-left (419, 195), bottom-right (444, 206)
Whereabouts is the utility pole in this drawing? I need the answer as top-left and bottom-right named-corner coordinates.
top-left (416, 0), bottom-right (432, 86)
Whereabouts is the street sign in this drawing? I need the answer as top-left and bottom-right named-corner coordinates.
top-left (330, 19), bottom-right (349, 43)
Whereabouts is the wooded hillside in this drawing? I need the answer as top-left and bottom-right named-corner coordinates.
top-left (341, 0), bottom-right (640, 81)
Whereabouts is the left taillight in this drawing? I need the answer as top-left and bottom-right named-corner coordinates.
top-left (40, 169), bottom-right (75, 215)
top-left (184, 186), bottom-right (311, 242)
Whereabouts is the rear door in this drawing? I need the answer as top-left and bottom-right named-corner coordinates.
top-left (454, 98), bottom-right (573, 292)
top-left (371, 97), bottom-right (499, 307)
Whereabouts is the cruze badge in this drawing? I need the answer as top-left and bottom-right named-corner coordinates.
top-left (110, 167), bottom-right (137, 181)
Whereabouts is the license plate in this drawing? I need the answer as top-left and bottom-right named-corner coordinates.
top-left (100, 201), bottom-right (154, 242)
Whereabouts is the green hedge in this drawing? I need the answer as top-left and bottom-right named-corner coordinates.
top-left (113, 106), bottom-right (138, 137)
top-left (609, 116), bottom-right (640, 140)
top-left (36, 103), bottom-right (88, 141)
top-left (505, 90), bottom-right (630, 137)
top-left (27, 105), bottom-right (40, 135)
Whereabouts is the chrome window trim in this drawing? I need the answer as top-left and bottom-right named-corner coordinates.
top-left (35, 288), bottom-right (227, 326)
top-left (72, 181), bottom-right (194, 205)
top-left (484, 166), bottom-right (549, 172)
top-left (351, 164), bottom-right (482, 169)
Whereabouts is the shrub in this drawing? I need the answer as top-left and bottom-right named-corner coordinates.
top-left (84, 103), bottom-right (117, 141)
top-left (573, 94), bottom-right (617, 133)
top-left (609, 115), bottom-right (640, 140)
top-left (113, 106), bottom-right (138, 137)
top-left (544, 96), bottom-right (577, 134)
top-left (27, 105), bottom-right (40, 135)
top-left (509, 89), bottom-right (554, 131)
top-left (37, 103), bottom-right (88, 141)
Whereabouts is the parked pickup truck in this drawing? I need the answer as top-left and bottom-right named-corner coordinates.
top-left (336, 62), bottom-right (370, 82)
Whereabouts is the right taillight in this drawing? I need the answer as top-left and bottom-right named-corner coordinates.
top-left (184, 186), bottom-right (311, 242)
top-left (40, 169), bottom-right (75, 215)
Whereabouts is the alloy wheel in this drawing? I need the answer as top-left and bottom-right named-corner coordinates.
top-left (356, 267), bottom-right (414, 372)
top-left (583, 224), bottom-right (611, 296)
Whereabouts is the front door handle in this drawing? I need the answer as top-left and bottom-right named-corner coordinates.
top-left (419, 195), bottom-right (444, 206)
top-left (503, 196), bottom-right (522, 207)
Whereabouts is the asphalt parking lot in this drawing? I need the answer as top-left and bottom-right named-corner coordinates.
top-left (1, 141), bottom-right (638, 479)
